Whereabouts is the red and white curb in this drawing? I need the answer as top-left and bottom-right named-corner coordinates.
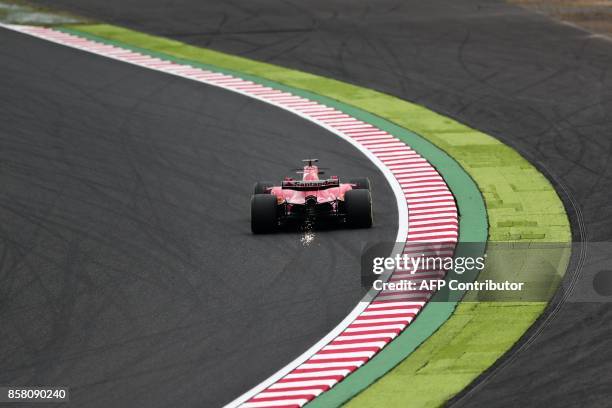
top-left (1, 24), bottom-right (459, 408)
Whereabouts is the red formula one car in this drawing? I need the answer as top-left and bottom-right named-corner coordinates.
top-left (251, 159), bottom-right (373, 233)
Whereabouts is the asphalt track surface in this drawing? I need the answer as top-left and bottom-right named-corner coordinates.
top-left (20, 0), bottom-right (612, 406)
top-left (0, 28), bottom-right (399, 407)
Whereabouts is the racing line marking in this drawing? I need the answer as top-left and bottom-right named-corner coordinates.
top-left (1, 24), bottom-right (459, 408)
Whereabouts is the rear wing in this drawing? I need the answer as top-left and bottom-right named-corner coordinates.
top-left (282, 179), bottom-right (340, 190)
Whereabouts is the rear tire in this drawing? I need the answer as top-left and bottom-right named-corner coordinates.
top-left (345, 189), bottom-right (373, 228)
top-left (251, 194), bottom-right (278, 233)
top-left (253, 181), bottom-right (274, 194)
top-left (350, 177), bottom-right (371, 190)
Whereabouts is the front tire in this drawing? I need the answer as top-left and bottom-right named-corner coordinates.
top-left (345, 189), bottom-right (373, 228)
top-left (251, 194), bottom-right (278, 233)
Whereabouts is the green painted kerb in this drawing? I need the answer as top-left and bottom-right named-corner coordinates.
top-left (57, 24), bottom-right (570, 408)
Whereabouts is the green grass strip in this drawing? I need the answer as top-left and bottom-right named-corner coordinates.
top-left (59, 24), bottom-right (570, 407)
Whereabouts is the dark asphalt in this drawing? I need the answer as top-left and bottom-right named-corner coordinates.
top-left (0, 28), bottom-right (398, 407)
top-left (20, 0), bottom-right (612, 406)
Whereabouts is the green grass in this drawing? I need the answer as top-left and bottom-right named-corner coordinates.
top-left (60, 23), bottom-right (571, 407)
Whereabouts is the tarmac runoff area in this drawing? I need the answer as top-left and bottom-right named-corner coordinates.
top-left (373, 279), bottom-right (525, 292)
